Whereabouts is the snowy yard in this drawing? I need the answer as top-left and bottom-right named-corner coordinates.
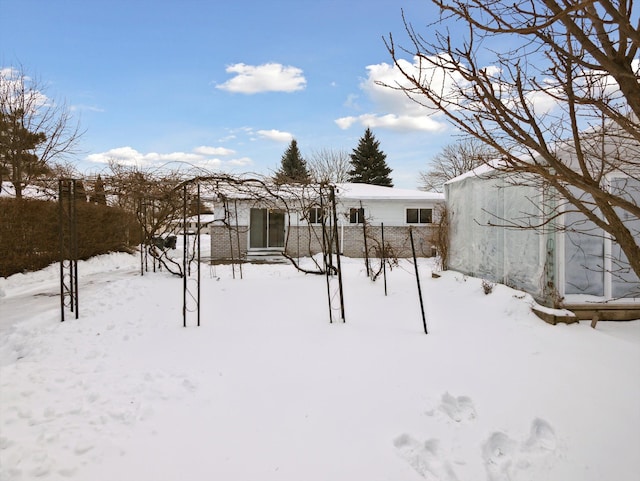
top-left (1, 241), bottom-right (639, 481)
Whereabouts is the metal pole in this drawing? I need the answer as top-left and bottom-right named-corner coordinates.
top-left (58, 179), bottom-right (80, 321)
top-left (71, 180), bottom-right (79, 319)
top-left (361, 201), bottom-right (370, 278)
top-left (59, 180), bottom-right (65, 322)
top-left (296, 213), bottom-right (300, 265)
top-left (139, 198), bottom-right (144, 276)
top-left (183, 185), bottom-right (188, 328)
top-left (381, 222), bottom-right (387, 296)
top-left (226, 199), bottom-right (236, 279)
top-left (234, 199), bottom-right (243, 279)
top-left (409, 227), bottom-right (428, 335)
top-left (319, 185), bottom-right (333, 323)
top-left (197, 183), bottom-right (201, 327)
top-left (152, 199), bottom-right (157, 273)
top-left (68, 181), bottom-right (75, 313)
top-left (330, 186), bottom-right (345, 322)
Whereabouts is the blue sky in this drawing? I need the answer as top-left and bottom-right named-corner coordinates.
top-left (1, 0), bottom-right (457, 189)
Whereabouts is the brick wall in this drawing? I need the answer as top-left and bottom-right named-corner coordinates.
top-left (340, 224), bottom-right (437, 258)
top-left (284, 225), bottom-right (325, 257)
top-left (210, 225), bottom-right (249, 260)
top-left (210, 223), bottom-right (438, 260)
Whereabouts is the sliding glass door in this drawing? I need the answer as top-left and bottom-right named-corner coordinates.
top-left (249, 208), bottom-right (285, 249)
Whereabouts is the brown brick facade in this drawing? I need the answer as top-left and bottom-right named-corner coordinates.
top-left (210, 225), bottom-right (249, 260)
top-left (210, 223), bottom-right (438, 260)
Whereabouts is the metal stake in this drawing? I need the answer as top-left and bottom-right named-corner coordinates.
top-left (409, 227), bottom-right (428, 335)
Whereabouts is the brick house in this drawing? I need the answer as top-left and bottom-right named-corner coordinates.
top-left (209, 182), bottom-right (443, 261)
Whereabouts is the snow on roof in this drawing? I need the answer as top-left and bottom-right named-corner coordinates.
top-left (334, 183), bottom-right (444, 201)
top-left (206, 181), bottom-right (444, 202)
top-left (446, 122), bottom-right (640, 186)
top-left (444, 159), bottom-right (503, 186)
top-left (185, 214), bottom-right (216, 223)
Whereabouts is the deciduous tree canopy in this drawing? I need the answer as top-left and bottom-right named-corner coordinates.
top-left (384, 0), bottom-right (640, 278)
top-left (420, 139), bottom-right (496, 192)
top-left (0, 66), bottom-right (82, 198)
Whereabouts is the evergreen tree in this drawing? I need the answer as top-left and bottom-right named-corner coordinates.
top-left (348, 128), bottom-right (393, 187)
top-left (74, 179), bottom-right (88, 202)
top-left (0, 109), bottom-right (49, 198)
top-left (90, 175), bottom-right (107, 205)
top-left (274, 139), bottom-right (310, 184)
top-left (1, 68), bottom-right (82, 199)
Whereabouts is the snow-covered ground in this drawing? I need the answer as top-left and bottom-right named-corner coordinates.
top-left (1, 238), bottom-right (639, 481)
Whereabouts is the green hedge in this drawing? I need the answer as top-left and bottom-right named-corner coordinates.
top-left (0, 198), bottom-right (141, 277)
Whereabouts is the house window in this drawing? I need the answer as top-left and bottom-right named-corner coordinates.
top-left (406, 208), bottom-right (432, 224)
top-left (307, 207), bottom-right (323, 224)
top-left (349, 207), bottom-right (365, 224)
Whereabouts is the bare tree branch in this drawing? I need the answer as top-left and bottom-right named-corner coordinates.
top-left (0, 65), bottom-right (83, 198)
top-left (383, 0), bottom-right (640, 278)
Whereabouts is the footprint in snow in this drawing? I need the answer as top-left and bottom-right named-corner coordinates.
top-left (399, 393), bottom-right (559, 481)
top-left (524, 418), bottom-right (557, 452)
top-left (482, 431), bottom-right (518, 481)
top-left (29, 451), bottom-right (54, 478)
top-left (393, 434), bottom-right (460, 481)
top-left (74, 441), bottom-right (94, 455)
top-left (439, 392), bottom-right (477, 423)
top-left (58, 467), bottom-right (77, 477)
top-left (182, 378), bottom-right (198, 392)
top-left (481, 419), bottom-right (558, 481)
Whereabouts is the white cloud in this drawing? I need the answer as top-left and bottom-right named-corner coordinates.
top-left (1, 66), bottom-right (50, 112)
top-left (337, 113), bottom-right (447, 132)
top-left (344, 93), bottom-right (360, 110)
top-left (256, 129), bottom-right (293, 142)
top-left (70, 104), bottom-right (105, 113)
top-left (193, 146), bottom-right (236, 156)
top-left (228, 157), bottom-right (253, 166)
top-left (195, 158), bottom-right (223, 169)
top-left (87, 147), bottom-right (148, 167)
top-left (336, 56), bottom-right (458, 133)
top-left (335, 116), bottom-right (357, 130)
top-left (216, 63), bottom-right (306, 94)
top-left (86, 145), bottom-right (246, 170)
top-left (360, 59), bottom-right (434, 117)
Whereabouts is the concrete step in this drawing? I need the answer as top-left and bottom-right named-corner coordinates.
top-left (245, 249), bottom-right (288, 264)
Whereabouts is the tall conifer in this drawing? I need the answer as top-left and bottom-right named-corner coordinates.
top-left (274, 139), bottom-right (310, 184)
top-left (90, 175), bottom-right (107, 205)
top-left (348, 128), bottom-right (393, 187)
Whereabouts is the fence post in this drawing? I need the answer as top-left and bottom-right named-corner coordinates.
top-left (409, 227), bottom-right (428, 335)
top-left (381, 222), bottom-right (387, 296)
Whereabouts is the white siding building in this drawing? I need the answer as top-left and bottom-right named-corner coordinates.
top-left (209, 183), bottom-right (444, 260)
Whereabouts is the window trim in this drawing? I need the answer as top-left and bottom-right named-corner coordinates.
top-left (406, 207), bottom-right (433, 225)
top-left (349, 207), bottom-right (365, 224)
top-left (307, 207), bottom-right (323, 225)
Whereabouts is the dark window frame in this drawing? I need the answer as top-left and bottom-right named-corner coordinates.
top-left (349, 207), bottom-right (365, 224)
top-left (307, 207), bottom-right (323, 224)
top-left (406, 208), bottom-right (433, 224)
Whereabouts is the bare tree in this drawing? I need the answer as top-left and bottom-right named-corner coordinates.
top-left (419, 138), bottom-right (496, 192)
top-left (0, 66), bottom-right (83, 198)
top-left (103, 164), bottom-right (340, 276)
top-left (308, 148), bottom-right (352, 183)
top-left (383, 0), bottom-right (640, 279)
top-left (102, 163), bottom-right (194, 275)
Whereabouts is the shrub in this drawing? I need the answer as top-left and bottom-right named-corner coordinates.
top-left (431, 204), bottom-right (449, 271)
top-left (0, 198), bottom-right (140, 277)
top-left (482, 279), bottom-right (495, 295)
